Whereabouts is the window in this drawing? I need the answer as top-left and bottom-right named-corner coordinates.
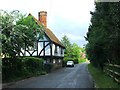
top-left (61, 48), bottom-right (63, 54)
top-left (54, 45), bottom-right (57, 53)
top-left (53, 59), bottom-right (55, 64)
top-left (59, 59), bottom-right (61, 63)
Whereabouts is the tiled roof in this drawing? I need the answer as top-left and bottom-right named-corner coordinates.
top-left (28, 13), bottom-right (65, 48)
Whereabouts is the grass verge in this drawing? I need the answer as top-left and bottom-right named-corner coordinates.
top-left (87, 63), bottom-right (120, 88)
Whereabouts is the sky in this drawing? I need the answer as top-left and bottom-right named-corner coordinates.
top-left (0, 0), bottom-right (95, 47)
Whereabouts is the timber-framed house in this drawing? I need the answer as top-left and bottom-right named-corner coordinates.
top-left (20, 11), bottom-right (65, 67)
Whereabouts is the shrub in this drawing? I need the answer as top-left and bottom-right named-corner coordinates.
top-left (2, 57), bottom-right (44, 82)
top-left (23, 57), bottom-right (44, 74)
top-left (73, 59), bottom-right (79, 64)
top-left (2, 58), bottom-right (23, 82)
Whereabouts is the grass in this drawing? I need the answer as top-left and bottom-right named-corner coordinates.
top-left (87, 63), bottom-right (120, 88)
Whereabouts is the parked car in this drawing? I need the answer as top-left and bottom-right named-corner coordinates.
top-left (66, 61), bottom-right (74, 67)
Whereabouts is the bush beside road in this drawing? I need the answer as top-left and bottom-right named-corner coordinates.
top-left (2, 57), bottom-right (47, 83)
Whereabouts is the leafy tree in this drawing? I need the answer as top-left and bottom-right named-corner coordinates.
top-left (85, 2), bottom-right (120, 70)
top-left (71, 43), bottom-right (80, 63)
top-left (61, 35), bottom-right (72, 50)
top-left (0, 10), bottom-right (43, 58)
top-left (0, 10), bottom-right (26, 57)
top-left (16, 14), bottom-right (44, 50)
top-left (61, 35), bottom-right (72, 62)
top-left (61, 36), bottom-right (82, 64)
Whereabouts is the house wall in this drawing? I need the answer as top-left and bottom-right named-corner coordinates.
top-left (52, 58), bottom-right (63, 70)
top-left (45, 42), bottom-right (50, 55)
top-left (38, 42), bottom-right (43, 56)
top-left (52, 44), bottom-right (64, 57)
top-left (19, 34), bottom-right (64, 70)
top-left (19, 42), bottom-right (64, 57)
top-left (19, 32), bottom-right (65, 57)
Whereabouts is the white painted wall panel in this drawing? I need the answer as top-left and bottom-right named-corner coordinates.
top-left (25, 51), bottom-right (30, 56)
top-left (52, 44), bottom-right (55, 56)
top-left (45, 45), bottom-right (50, 55)
top-left (38, 42), bottom-right (43, 53)
top-left (56, 46), bottom-right (61, 56)
top-left (20, 48), bottom-right (24, 56)
top-left (32, 51), bottom-right (37, 56)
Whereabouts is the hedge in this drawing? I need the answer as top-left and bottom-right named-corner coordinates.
top-left (2, 57), bottom-right (44, 83)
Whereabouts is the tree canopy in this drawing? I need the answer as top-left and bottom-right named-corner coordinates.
top-left (0, 10), bottom-right (43, 58)
top-left (85, 2), bottom-right (120, 69)
top-left (61, 35), bottom-right (86, 64)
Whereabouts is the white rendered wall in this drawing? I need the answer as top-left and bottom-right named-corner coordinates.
top-left (38, 42), bottom-right (43, 56)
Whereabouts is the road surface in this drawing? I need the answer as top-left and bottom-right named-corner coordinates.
top-left (3, 62), bottom-right (94, 88)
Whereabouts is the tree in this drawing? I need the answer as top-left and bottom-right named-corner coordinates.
top-left (85, 2), bottom-right (120, 70)
top-left (0, 10), bottom-right (26, 57)
top-left (16, 14), bottom-right (44, 50)
top-left (0, 10), bottom-right (43, 58)
top-left (61, 36), bottom-right (81, 64)
top-left (61, 35), bottom-right (72, 62)
top-left (71, 43), bottom-right (80, 63)
top-left (61, 35), bottom-right (71, 50)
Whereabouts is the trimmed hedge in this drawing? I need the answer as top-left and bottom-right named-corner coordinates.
top-left (23, 57), bottom-right (44, 74)
top-left (2, 57), bottom-right (44, 83)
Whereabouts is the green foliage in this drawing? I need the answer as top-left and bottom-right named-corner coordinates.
top-left (0, 10), bottom-right (43, 58)
top-left (23, 57), bottom-right (44, 74)
top-left (88, 63), bottom-right (120, 88)
top-left (78, 58), bottom-right (86, 63)
top-left (86, 3), bottom-right (120, 70)
top-left (61, 35), bottom-right (72, 50)
top-left (61, 35), bottom-right (86, 65)
top-left (0, 10), bottom-right (26, 57)
top-left (2, 57), bottom-right (44, 82)
top-left (70, 43), bottom-right (80, 64)
top-left (17, 15), bottom-right (44, 47)
top-left (61, 35), bottom-right (72, 63)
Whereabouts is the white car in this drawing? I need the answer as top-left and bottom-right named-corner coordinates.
top-left (66, 61), bottom-right (74, 67)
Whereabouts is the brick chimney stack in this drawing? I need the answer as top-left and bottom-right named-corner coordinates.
top-left (38, 11), bottom-right (47, 27)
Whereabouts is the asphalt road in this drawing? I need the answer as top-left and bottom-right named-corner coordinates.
top-left (3, 62), bottom-right (94, 88)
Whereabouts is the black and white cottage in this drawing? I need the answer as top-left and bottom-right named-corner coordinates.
top-left (19, 11), bottom-right (65, 68)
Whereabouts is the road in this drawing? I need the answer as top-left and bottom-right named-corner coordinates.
top-left (3, 62), bottom-right (94, 88)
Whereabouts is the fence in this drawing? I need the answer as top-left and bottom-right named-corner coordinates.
top-left (104, 63), bottom-right (120, 84)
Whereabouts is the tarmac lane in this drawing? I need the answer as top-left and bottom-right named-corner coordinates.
top-left (2, 62), bottom-right (94, 89)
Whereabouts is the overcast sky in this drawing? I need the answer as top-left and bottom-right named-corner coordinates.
top-left (0, 0), bottom-right (95, 47)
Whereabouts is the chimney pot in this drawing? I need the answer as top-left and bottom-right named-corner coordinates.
top-left (38, 11), bottom-right (47, 27)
